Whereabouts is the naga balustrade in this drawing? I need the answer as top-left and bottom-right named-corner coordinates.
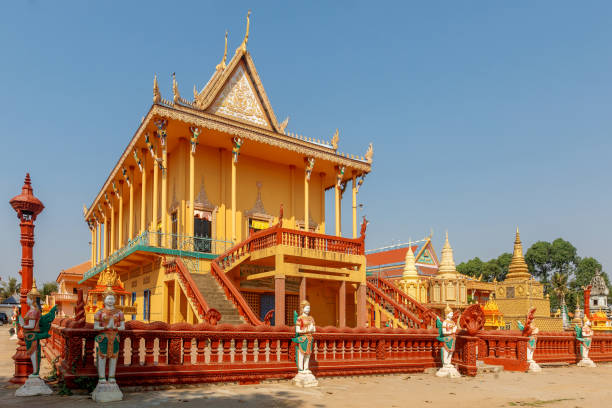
top-left (44, 318), bottom-right (479, 387)
top-left (476, 331), bottom-right (530, 371)
top-left (367, 276), bottom-right (437, 328)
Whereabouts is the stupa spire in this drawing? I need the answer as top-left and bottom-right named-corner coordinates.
top-left (402, 244), bottom-right (418, 280)
top-left (437, 231), bottom-right (457, 277)
top-left (505, 227), bottom-right (531, 280)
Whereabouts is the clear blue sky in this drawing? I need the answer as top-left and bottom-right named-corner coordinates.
top-left (1, 1), bottom-right (611, 284)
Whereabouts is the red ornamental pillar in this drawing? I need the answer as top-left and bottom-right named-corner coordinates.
top-left (9, 173), bottom-right (44, 384)
top-left (583, 285), bottom-right (592, 319)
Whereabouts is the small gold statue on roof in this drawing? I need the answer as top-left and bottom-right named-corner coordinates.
top-left (153, 74), bottom-right (161, 103)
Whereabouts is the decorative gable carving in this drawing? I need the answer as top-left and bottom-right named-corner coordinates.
top-left (207, 64), bottom-right (271, 129)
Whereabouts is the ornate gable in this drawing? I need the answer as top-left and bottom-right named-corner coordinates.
top-left (206, 61), bottom-right (272, 130)
top-left (417, 248), bottom-right (436, 265)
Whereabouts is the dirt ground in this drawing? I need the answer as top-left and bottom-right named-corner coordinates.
top-left (1, 329), bottom-right (610, 408)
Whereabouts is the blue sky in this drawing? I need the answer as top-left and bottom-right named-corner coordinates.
top-left (1, 1), bottom-right (611, 284)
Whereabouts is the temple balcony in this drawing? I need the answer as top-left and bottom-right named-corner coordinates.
top-left (79, 230), bottom-right (233, 284)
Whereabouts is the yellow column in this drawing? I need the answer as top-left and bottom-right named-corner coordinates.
top-left (320, 172), bottom-right (325, 234)
top-left (173, 279), bottom-right (181, 323)
top-left (129, 167), bottom-right (134, 240)
top-left (152, 156), bottom-right (159, 234)
top-left (161, 146), bottom-right (168, 245)
top-left (140, 149), bottom-right (147, 234)
top-left (352, 173), bottom-right (357, 238)
top-left (96, 221), bottom-right (101, 263)
top-left (231, 157), bottom-right (237, 243)
top-left (118, 182), bottom-right (124, 248)
top-left (103, 215), bottom-right (109, 259)
top-left (304, 171), bottom-right (310, 232)
top-left (189, 140), bottom-right (195, 237)
top-left (289, 165), bottom-right (295, 228)
top-left (110, 201), bottom-right (115, 253)
top-left (90, 223), bottom-right (95, 267)
top-left (335, 168), bottom-right (341, 237)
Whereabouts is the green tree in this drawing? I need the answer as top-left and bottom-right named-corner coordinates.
top-left (41, 282), bottom-right (58, 298)
top-left (525, 241), bottom-right (552, 282)
top-left (482, 259), bottom-right (502, 282)
top-left (0, 277), bottom-right (20, 299)
top-left (456, 257), bottom-right (484, 279)
top-left (496, 252), bottom-right (512, 281)
top-left (550, 238), bottom-right (578, 275)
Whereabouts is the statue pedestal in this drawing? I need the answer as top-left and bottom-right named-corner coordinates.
top-left (293, 370), bottom-right (318, 387)
top-left (527, 360), bottom-right (542, 373)
top-left (15, 376), bottom-right (53, 397)
top-left (92, 382), bottom-right (123, 403)
top-left (435, 364), bottom-right (461, 378)
top-left (577, 358), bottom-right (596, 368)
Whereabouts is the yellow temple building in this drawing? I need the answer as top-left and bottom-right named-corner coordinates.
top-left (78, 14), bottom-right (372, 327)
top-left (494, 228), bottom-right (562, 331)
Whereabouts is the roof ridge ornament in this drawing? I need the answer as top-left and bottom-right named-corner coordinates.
top-left (172, 72), bottom-right (180, 104)
top-left (153, 74), bottom-right (161, 103)
top-left (331, 129), bottom-right (339, 151)
top-left (365, 143), bottom-right (373, 163)
top-left (236, 10), bottom-right (251, 54)
top-left (279, 116), bottom-right (289, 134)
top-left (216, 30), bottom-right (229, 71)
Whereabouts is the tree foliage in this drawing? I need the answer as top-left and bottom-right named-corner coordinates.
top-left (0, 277), bottom-right (20, 299)
top-left (457, 253), bottom-right (511, 282)
top-left (41, 282), bottom-right (58, 298)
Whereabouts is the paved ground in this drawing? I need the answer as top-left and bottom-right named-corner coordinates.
top-left (1, 329), bottom-right (611, 407)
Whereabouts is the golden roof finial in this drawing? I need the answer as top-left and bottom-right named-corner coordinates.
top-left (278, 116), bottom-right (289, 134)
top-left (216, 30), bottom-right (229, 71)
top-left (172, 72), bottom-right (180, 104)
top-left (365, 142), bottom-right (373, 163)
top-left (237, 10), bottom-right (251, 54)
top-left (506, 227), bottom-right (531, 280)
top-left (193, 84), bottom-right (198, 100)
top-left (444, 303), bottom-right (452, 316)
top-left (331, 129), bottom-right (339, 151)
top-left (153, 74), bottom-right (161, 103)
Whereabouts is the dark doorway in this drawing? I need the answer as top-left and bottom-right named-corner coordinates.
top-left (260, 293), bottom-right (275, 322)
top-left (194, 216), bottom-right (212, 253)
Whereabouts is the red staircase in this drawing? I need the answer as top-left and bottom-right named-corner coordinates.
top-left (366, 276), bottom-right (437, 328)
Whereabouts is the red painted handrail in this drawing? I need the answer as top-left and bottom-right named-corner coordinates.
top-left (367, 276), bottom-right (437, 327)
top-left (366, 281), bottom-right (425, 328)
top-left (170, 258), bottom-right (212, 320)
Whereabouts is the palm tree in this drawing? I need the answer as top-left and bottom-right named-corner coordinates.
top-left (551, 272), bottom-right (570, 329)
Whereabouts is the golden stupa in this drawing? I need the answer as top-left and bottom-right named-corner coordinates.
top-left (495, 228), bottom-right (562, 331)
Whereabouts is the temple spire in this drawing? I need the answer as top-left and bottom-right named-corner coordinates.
top-left (437, 231), bottom-right (457, 277)
top-left (402, 244), bottom-right (418, 280)
top-left (237, 10), bottom-right (251, 54)
top-left (506, 227), bottom-right (531, 280)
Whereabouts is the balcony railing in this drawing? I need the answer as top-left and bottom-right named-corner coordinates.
top-left (52, 293), bottom-right (78, 303)
top-left (80, 231), bottom-right (233, 283)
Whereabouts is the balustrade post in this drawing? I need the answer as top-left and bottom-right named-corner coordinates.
top-left (85, 335), bottom-right (95, 368)
top-left (130, 336), bottom-right (140, 366)
top-left (168, 338), bottom-right (182, 365)
top-left (196, 338), bottom-right (206, 364)
top-left (145, 337), bottom-right (155, 365)
top-left (234, 338), bottom-right (244, 363)
top-left (222, 339), bottom-right (232, 363)
top-left (246, 339), bottom-right (255, 362)
top-left (183, 338), bottom-right (192, 364)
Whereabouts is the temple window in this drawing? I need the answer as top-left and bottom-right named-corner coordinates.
top-left (171, 211), bottom-right (178, 249)
top-left (143, 289), bottom-right (151, 321)
top-left (593, 299), bottom-right (598, 306)
top-left (131, 292), bottom-right (136, 320)
top-left (249, 217), bottom-right (269, 235)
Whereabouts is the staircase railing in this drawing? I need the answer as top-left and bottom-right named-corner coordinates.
top-left (164, 258), bottom-right (221, 325)
top-left (367, 276), bottom-right (437, 328)
top-left (365, 281), bottom-right (424, 328)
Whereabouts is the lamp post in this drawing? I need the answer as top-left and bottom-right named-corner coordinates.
top-left (9, 173), bottom-right (44, 384)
